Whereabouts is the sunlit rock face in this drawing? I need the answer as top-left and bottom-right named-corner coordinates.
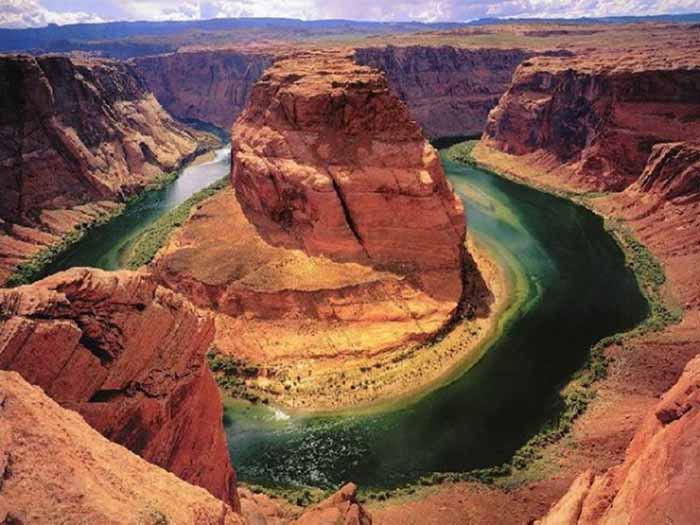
top-left (483, 54), bottom-right (700, 191)
top-left (0, 268), bottom-right (239, 510)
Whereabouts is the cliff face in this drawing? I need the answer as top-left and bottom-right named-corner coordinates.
top-left (355, 46), bottom-right (531, 139)
top-left (151, 50), bottom-right (485, 410)
top-left (232, 50), bottom-right (466, 303)
top-left (537, 354), bottom-right (700, 525)
top-left (482, 55), bottom-right (700, 191)
top-left (0, 370), bottom-right (246, 525)
top-left (0, 268), bottom-right (238, 509)
top-left (133, 49), bottom-right (273, 130)
top-left (0, 54), bottom-right (201, 283)
top-left (634, 141), bottom-right (700, 203)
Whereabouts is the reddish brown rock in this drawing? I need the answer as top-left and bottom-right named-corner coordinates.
top-left (354, 46), bottom-right (532, 139)
top-left (633, 141), bottom-right (700, 202)
top-left (0, 370), bottom-right (245, 525)
top-left (294, 483), bottom-right (371, 525)
top-left (482, 54), bottom-right (700, 191)
top-left (232, 50), bottom-right (466, 304)
top-left (537, 355), bottom-right (700, 525)
top-left (0, 54), bottom-right (204, 283)
top-left (133, 49), bottom-right (273, 130)
top-left (0, 268), bottom-right (238, 509)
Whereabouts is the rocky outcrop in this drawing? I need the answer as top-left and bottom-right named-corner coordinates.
top-left (151, 50), bottom-right (490, 410)
top-left (355, 46), bottom-right (531, 139)
top-left (232, 50), bottom-right (466, 304)
top-left (294, 483), bottom-right (371, 525)
top-left (0, 268), bottom-right (238, 509)
top-left (0, 370), bottom-right (246, 525)
top-left (482, 54), bottom-right (700, 191)
top-left (537, 354), bottom-right (700, 524)
top-left (133, 49), bottom-right (273, 130)
top-left (0, 54), bottom-right (202, 283)
top-left (633, 141), bottom-right (700, 203)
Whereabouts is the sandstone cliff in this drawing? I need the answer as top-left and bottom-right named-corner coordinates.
top-left (232, 50), bottom-right (466, 302)
top-left (0, 268), bottom-right (238, 509)
top-left (133, 49), bottom-right (273, 130)
top-left (537, 354), bottom-right (700, 525)
top-left (0, 54), bottom-right (202, 283)
top-left (0, 370), bottom-right (245, 525)
top-left (482, 54), bottom-right (700, 191)
top-left (151, 50), bottom-right (489, 410)
top-left (355, 46), bottom-right (531, 139)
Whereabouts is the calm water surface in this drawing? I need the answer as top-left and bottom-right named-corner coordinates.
top-left (43, 147), bottom-right (230, 274)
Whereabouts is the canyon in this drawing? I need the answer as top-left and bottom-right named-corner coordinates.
top-left (1, 18), bottom-right (700, 525)
top-left (0, 54), bottom-right (210, 285)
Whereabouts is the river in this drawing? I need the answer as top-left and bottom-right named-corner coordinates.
top-left (39, 144), bottom-right (649, 492)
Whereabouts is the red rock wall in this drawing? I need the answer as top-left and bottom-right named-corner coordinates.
top-left (355, 46), bottom-right (531, 139)
top-left (232, 50), bottom-right (467, 305)
top-left (537, 354), bottom-right (700, 525)
top-left (0, 54), bottom-right (199, 226)
top-left (133, 49), bottom-right (273, 130)
top-left (483, 56), bottom-right (700, 191)
top-left (0, 268), bottom-right (239, 510)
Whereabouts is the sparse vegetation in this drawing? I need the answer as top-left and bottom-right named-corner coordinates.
top-left (124, 176), bottom-right (229, 269)
top-left (5, 206), bottom-right (124, 287)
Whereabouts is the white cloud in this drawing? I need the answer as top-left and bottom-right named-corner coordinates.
top-left (0, 0), bottom-right (104, 28)
top-left (1, 0), bottom-right (699, 29)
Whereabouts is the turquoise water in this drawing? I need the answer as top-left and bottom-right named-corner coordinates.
top-left (42, 147), bottom-right (230, 274)
top-left (222, 154), bottom-right (648, 490)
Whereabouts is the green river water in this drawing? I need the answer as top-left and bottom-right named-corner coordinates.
top-left (41, 145), bottom-right (649, 492)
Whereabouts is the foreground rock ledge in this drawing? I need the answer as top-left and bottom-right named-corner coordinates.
top-left (0, 268), bottom-right (238, 509)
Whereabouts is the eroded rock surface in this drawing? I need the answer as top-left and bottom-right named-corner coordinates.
top-left (355, 46), bottom-right (531, 139)
top-left (0, 268), bottom-right (238, 509)
top-left (482, 53), bottom-right (700, 191)
top-left (232, 50), bottom-right (466, 303)
top-left (133, 49), bottom-right (272, 130)
top-left (537, 355), bottom-right (700, 525)
top-left (0, 54), bottom-right (202, 283)
top-left (0, 370), bottom-right (245, 525)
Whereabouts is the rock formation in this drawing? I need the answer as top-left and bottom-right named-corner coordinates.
top-left (355, 46), bottom-right (531, 139)
top-left (232, 50), bottom-right (466, 303)
top-left (633, 141), bottom-right (700, 203)
top-left (0, 54), bottom-right (203, 283)
top-left (0, 370), bottom-right (245, 525)
top-left (0, 268), bottom-right (238, 509)
top-left (482, 53), bottom-right (700, 191)
top-left (150, 50), bottom-right (487, 410)
top-left (537, 354), bottom-right (700, 524)
top-left (133, 49), bottom-right (273, 130)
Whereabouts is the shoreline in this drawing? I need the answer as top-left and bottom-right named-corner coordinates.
top-left (1, 142), bottom-right (220, 288)
top-left (220, 235), bottom-right (518, 417)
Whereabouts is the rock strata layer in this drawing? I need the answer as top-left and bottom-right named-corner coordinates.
top-left (355, 46), bottom-right (531, 139)
top-left (133, 49), bottom-right (273, 130)
top-left (232, 50), bottom-right (466, 304)
top-left (482, 54), bottom-right (700, 191)
top-left (0, 268), bottom-right (238, 509)
top-left (0, 54), bottom-right (202, 283)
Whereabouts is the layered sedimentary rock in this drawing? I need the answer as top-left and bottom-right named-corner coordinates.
top-left (0, 370), bottom-right (245, 525)
top-left (482, 54), bottom-right (700, 191)
top-left (152, 50), bottom-right (484, 410)
top-left (537, 354), bottom-right (700, 524)
top-left (133, 49), bottom-right (273, 130)
top-left (0, 54), bottom-right (201, 283)
top-left (633, 141), bottom-right (700, 202)
top-left (232, 50), bottom-right (466, 302)
top-left (355, 46), bottom-right (531, 139)
top-left (0, 268), bottom-right (238, 509)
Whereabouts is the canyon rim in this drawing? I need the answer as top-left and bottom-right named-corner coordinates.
top-left (1, 9), bottom-right (700, 525)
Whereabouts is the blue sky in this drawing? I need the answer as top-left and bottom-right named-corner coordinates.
top-left (2, 0), bottom-right (700, 28)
